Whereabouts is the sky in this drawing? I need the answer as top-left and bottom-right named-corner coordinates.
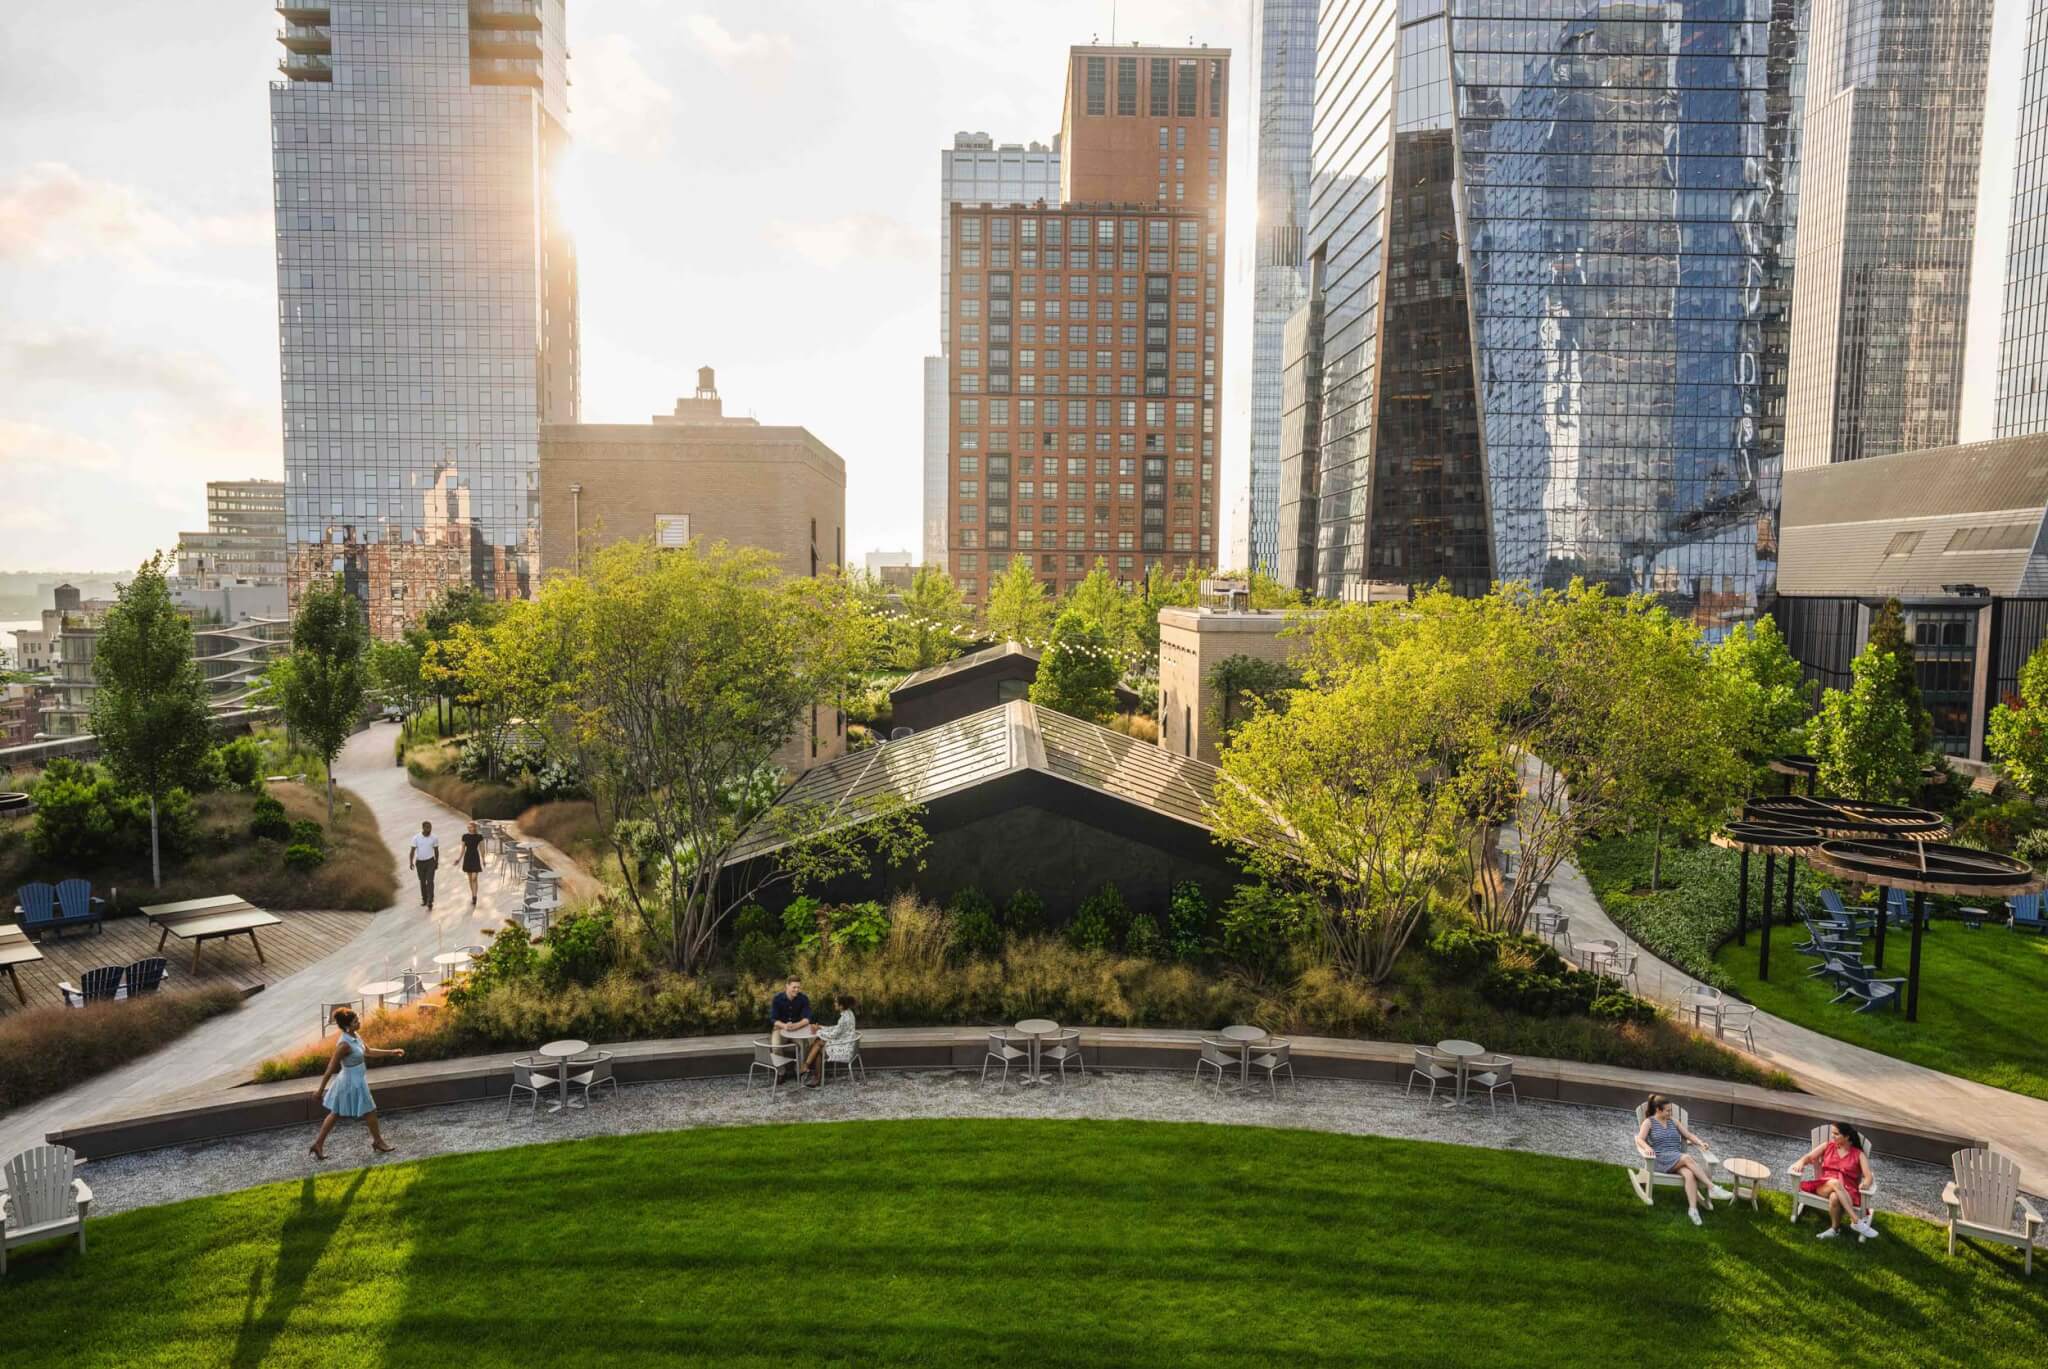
top-left (0, 0), bottom-right (2025, 576)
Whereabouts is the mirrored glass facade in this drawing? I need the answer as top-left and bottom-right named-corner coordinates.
top-left (1785, 0), bottom-right (1992, 468)
top-left (1282, 0), bottom-right (1804, 633)
top-left (1998, 0), bottom-right (2048, 436)
top-left (272, 0), bottom-right (579, 638)
top-left (1246, 0), bottom-right (1318, 576)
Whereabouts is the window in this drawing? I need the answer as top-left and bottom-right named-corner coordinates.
top-left (1208, 60), bottom-right (1222, 116)
top-left (1150, 59), bottom-right (1170, 115)
top-left (654, 514), bottom-right (690, 549)
top-left (1176, 60), bottom-right (1197, 116)
top-left (1085, 56), bottom-right (1106, 115)
top-left (1117, 57), bottom-right (1137, 115)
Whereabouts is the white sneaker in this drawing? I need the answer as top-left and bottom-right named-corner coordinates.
top-left (1688, 1208), bottom-right (1702, 1227)
top-left (1708, 1185), bottom-right (1734, 1202)
top-left (1816, 1227), bottom-right (1839, 1240)
top-left (1852, 1219), bottom-right (1878, 1240)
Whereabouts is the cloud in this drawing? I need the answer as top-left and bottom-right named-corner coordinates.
top-left (682, 13), bottom-right (794, 68)
top-left (0, 419), bottom-right (123, 475)
top-left (0, 162), bottom-right (184, 261)
top-left (572, 34), bottom-right (676, 157)
top-left (766, 213), bottom-right (932, 270)
top-left (7, 329), bottom-right (234, 398)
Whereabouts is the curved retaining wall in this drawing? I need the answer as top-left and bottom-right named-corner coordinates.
top-left (48, 1027), bottom-right (1984, 1166)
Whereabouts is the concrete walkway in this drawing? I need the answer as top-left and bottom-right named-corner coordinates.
top-left (1544, 845), bottom-right (2048, 1189)
top-left (0, 722), bottom-right (540, 1159)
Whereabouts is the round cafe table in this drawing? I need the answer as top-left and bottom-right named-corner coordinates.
top-left (780, 1025), bottom-right (821, 1084)
top-left (1014, 1019), bottom-right (1059, 1084)
top-left (431, 951), bottom-right (471, 984)
top-left (538, 1038), bottom-right (589, 1114)
top-left (1219, 1024), bottom-right (1267, 1086)
top-left (1577, 939), bottom-right (1617, 976)
top-left (1722, 1156), bottom-right (1771, 1210)
top-left (357, 979), bottom-right (404, 1010)
top-left (1435, 1038), bottom-right (1486, 1104)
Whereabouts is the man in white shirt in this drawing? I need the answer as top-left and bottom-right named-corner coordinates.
top-left (408, 821), bottom-right (440, 910)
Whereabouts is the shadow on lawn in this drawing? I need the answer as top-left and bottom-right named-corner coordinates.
top-left (228, 1169), bottom-right (367, 1369)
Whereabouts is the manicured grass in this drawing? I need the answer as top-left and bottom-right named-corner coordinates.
top-left (1716, 921), bottom-right (2048, 1102)
top-left (4, 1120), bottom-right (2043, 1367)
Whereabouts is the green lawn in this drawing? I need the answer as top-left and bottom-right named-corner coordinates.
top-left (4, 1120), bottom-right (2043, 1367)
top-left (1715, 922), bottom-right (2048, 1101)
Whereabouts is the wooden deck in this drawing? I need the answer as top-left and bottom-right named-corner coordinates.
top-left (0, 909), bottom-right (374, 1010)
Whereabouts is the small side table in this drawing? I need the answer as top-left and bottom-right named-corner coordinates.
top-left (1722, 1157), bottom-right (1770, 1210)
top-left (1958, 906), bottom-right (1989, 932)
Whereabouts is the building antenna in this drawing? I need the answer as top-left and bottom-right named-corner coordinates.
top-left (1110, 0), bottom-right (1116, 46)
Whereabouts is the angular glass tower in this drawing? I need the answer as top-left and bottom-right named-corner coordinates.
top-left (1282, 0), bottom-right (1804, 634)
top-left (1785, 0), bottom-right (1993, 468)
top-left (1999, 0), bottom-right (2048, 437)
top-left (1245, 0), bottom-right (1318, 577)
top-left (271, 0), bottom-right (579, 638)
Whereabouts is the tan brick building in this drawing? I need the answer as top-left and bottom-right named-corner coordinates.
top-left (944, 44), bottom-right (1229, 605)
top-left (537, 370), bottom-right (845, 581)
top-left (1156, 604), bottom-right (1304, 766)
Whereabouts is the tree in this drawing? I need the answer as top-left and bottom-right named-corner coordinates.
top-left (521, 540), bottom-right (926, 971)
top-left (889, 566), bottom-right (973, 669)
top-left (413, 585), bottom-right (500, 733)
top-left (1206, 653), bottom-right (1301, 748)
top-left (422, 617), bottom-right (530, 781)
top-left (1808, 644), bottom-right (1927, 803)
top-left (1710, 617), bottom-right (1811, 783)
top-left (89, 553), bottom-right (212, 887)
top-left (1865, 597), bottom-right (1934, 753)
top-left (1988, 636), bottom-right (2048, 792)
top-left (1062, 561), bottom-right (1146, 664)
top-left (1029, 609), bottom-right (1121, 722)
top-left (368, 637), bottom-right (427, 723)
top-left (982, 555), bottom-right (1055, 645)
top-left (268, 575), bottom-right (369, 825)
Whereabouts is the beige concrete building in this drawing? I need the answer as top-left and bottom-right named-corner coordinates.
top-left (539, 369), bottom-right (845, 581)
top-left (537, 369), bottom-right (849, 771)
top-left (1156, 603), bottom-right (1304, 765)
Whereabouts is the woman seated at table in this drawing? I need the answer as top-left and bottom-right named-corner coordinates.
top-left (1787, 1121), bottom-right (1878, 1241)
top-left (800, 993), bottom-right (859, 1087)
top-left (1636, 1093), bottom-right (1734, 1226)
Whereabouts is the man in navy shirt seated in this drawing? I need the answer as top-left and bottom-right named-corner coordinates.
top-left (769, 976), bottom-right (811, 1043)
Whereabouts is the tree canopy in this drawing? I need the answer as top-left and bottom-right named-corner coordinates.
top-left (887, 566), bottom-right (974, 670)
top-left (1988, 636), bottom-right (2048, 792)
top-left (268, 574), bottom-right (369, 824)
top-left (1028, 609), bottom-right (1122, 723)
top-left (1808, 642), bottom-right (1927, 804)
top-left (982, 555), bottom-right (1054, 646)
top-left (1709, 617), bottom-right (1811, 784)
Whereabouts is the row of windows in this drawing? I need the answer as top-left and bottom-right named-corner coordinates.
top-left (1083, 56), bottom-right (1224, 119)
top-left (957, 455), bottom-right (1205, 477)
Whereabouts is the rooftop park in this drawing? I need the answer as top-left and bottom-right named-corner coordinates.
top-left (5, 1120), bottom-right (2043, 1368)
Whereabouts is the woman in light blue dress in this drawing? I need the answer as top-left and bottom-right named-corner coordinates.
top-left (310, 1007), bottom-right (405, 1160)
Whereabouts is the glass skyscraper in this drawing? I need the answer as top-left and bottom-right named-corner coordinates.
top-left (1999, 0), bottom-right (2048, 436)
top-left (1784, 0), bottom-right (1992, 468)
top-left (922, 133), bottom-right (1061, 572)
top-left (271, 0), bottom-right (579, 638)
top-left (1281, 0), bottom-right (1804, 633)
top-left (1244, 0), bottom-right (1318, 577)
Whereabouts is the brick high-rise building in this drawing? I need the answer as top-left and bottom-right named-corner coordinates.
top-left (944, 44), bottom-right (1228, 604)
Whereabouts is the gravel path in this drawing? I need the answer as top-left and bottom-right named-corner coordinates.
top-left (81, 1069), bottom-right (1954, 1227)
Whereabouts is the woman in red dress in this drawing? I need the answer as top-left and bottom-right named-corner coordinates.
top-left (1788, 1121), bottom-right (1877, 1240)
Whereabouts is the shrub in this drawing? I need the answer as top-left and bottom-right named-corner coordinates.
top-left (949, 903), bottom-right (1003, 960)
top-left (1590, 992), bottom-right (1661, 1026)
top-left (1217, 883), bottom-right (1310, 978)
top-left (830, 900), bottom-right (891, 956)
top-left (1123, 912), bottom-right (1164, 959)
top-left (256, 1001), bottom-right (461, 1081)
top-left (734, 930), bottom-right (784, 979)
top-left (2017, 827), bottom-right (2048, 870)
top-left (216, 737), bottom-right (263, 790)
top-left (1426, 927), bottom-right (1494, 979)
top-left (449, 920), bottom-right (541, 1003)
top-left (1953, 795), bottom-right (2048, 853)
top-left (1579, 836), bottom-right (1748, 990)
top-left (1479, 965), bottom-right (1602, 1017)
top-left (249, 792), bottom-right (291, 841)
top-left (1065, 901), bottom-right (1114, 951)
top-left (1166, 882), bottom-right (1210, 962)
top-left (26, 760), bottom-right (193, 865)
top-left (1, 987), bottom-right (243, 1114)
top-left (542, 907), bottom-right (615, 988)
top-left (288, 818), bottom-right (326, 850)
top-left (731, 903), bottom-right (774, 942)
top-left (1002, 888), bottom-right (1046, 938)
top-left (1076, 883), bottom-right (1131, 944)
top-left (783, 896), bottom-right (828, 955)
top-left (949, 887), bottom-right (996, 930)
top-left (282, 841), bottom-right (327, 871)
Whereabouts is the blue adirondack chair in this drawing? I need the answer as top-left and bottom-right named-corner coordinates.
top-left (1819, 888), bottom-right (1851, 919)
top-left (51, 879), bottom-right (105, 936)
top-left (13, 882), bottom-right (58, 938)
top-left (58, 964), bottom-right (124, 1007)
top-left (2009, 893), bottom-right (2047, 933)
top-left (123, 958), bottom-right (169, 997)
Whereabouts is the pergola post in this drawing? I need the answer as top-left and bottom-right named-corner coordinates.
top-left (1873, 886), bottom-right (1888, 968)
top-left (1907, 891), bottom-right (1928, 1022)
top-left (1736, 847), bottom-right (1750, 946)
top-left (1764, 853), bottom-right (1795, 982)
top-left (1759, 853), bottom-right (1778, 981)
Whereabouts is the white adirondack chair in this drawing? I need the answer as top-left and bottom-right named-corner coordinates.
top-left (1789, 1124), bottom-right (1879, 1231)
top-left (1, 1145), bottom-right (93, 1275)
top-left (1943, 1148), bottom-right (2042, 1275)
top-left (1627, 1102), bottom-right (1720, 1207)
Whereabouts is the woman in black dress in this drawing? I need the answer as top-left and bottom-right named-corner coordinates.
top-left (460, 821), bottom-right (486, 906)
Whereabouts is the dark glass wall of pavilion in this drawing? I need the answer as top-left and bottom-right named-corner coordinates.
top-left (1279, 0), bottom-right (1803, 632)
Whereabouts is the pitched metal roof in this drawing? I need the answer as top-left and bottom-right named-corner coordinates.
top-left (1778, 434), bottom-right (2048, 598)
top-left (890, 641), bottom-right (1038, 696)
top-left (723, 699), bottom-right (1220, 864)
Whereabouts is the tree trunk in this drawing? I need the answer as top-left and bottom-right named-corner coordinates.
top-left (327, 773), bottom-right (336, 827)
top-left (148, 793), bottom-right (162, 889)
top-left (1650, 816), bottom-right (1665, 892)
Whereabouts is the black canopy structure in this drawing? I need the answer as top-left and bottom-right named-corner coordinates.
top-left (1766, 755), bottom-right (1819, 795)
top-left (1803, 841), bottom-right (2046, 1021)
top-left (1711, 820), bottom-right (1820, 981)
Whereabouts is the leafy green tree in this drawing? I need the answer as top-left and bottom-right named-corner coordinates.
top-left (890, 565), bottom-right (973, 669)
top-left (1062, 561), bottom-right (1146, 664)
top-left (982, 555), bottom-right (1054, 645)
top-left (1029, 610), bottom-right (1121, 722)
top-left (1988, 637), bottom-right (2048, 793)
top-left (1865, 597), bottom-right (1934, 753)
top-left (1807, 643), bottom-right (1924, 803)
top-left (1711, 617), bottom-right (1811, 782)
top-left (413, 585), bottom-right (500, 732)
top-left (88, 554), bottom-right (212, 887)
top-left (520, 540), bottom-right (927, 971)
top-left (268, 574), bottom-right (369, 825)
top-left (368, 637), bottom-right (427, 724)
top-left (1206, 653), bottom-right (1302, 748)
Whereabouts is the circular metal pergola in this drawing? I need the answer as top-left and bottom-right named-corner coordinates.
top-left (1802, 841), bottom-right (2046, 1021)
top-left (1712, 819), bottom-right (1823, 983)
top-left (1767, 755), bottom-right (1819, 795)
